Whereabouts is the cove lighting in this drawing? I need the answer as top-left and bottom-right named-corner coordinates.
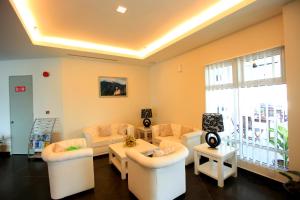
top-left (116, 5), bottom-right (127, 14)
top-left (9, 0), bottom-right (255, 59)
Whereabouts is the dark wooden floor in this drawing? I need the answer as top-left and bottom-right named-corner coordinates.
top-left (0, 155), bottom-right (293, 200)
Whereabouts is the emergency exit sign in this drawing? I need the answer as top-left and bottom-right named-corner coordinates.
top-left (15, 86), bottom-right (26, 93)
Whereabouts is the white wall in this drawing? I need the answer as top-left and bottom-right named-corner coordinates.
top-left (60, 57), bottom-right (150, 139)
top-left (283, 0), bottom-right (300, 171)
top-left (0, 58), bottom-right (64, 148)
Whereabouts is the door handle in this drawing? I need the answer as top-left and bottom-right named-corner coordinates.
top-left (11, 121), bottom-right (14, 124)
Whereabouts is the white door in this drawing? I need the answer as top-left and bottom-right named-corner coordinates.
top-left (9, 75), bottom-right (33, 154)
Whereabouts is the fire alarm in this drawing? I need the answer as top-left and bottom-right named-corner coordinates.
top-left (42, 71), bottom-right (50, 77)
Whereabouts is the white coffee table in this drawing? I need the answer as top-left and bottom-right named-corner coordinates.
top-left (193, 143), bottom-right (237, 187)
top-left (108, 139), bottom-right (158, 180)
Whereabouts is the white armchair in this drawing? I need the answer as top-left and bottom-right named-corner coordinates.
top-left (152, 123), bottom-right (203, 165)
top-left (126, 141), bottom-right (188, 200)
top-left (42, 138), bottom-right (94, 199)
top-left (83, 123), bottom-right (134, 156)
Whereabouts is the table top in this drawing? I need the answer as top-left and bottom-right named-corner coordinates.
top-left (109, 139), bottom-right (157, 159)
top-left (193, 143), bottom-right (237, 158)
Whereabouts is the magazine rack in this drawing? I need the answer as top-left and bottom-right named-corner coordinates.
top-left (28, 118), bottom-right (56, 159)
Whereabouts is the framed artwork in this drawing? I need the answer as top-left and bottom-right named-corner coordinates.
top-left (99, 76), bottom-right (127, 97)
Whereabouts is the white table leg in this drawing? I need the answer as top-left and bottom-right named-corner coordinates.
top-left (217, 159), bottom-right (224, 187)
top-left (194, 151), bottom-right (199, 175)
top-left (121, 159), bottom-right (127, 180)
top-left (233, 152), bottom-right (237, 177)
top-left (109, 150), bottom-right (112, 164)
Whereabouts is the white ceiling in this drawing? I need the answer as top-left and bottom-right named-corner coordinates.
top-left (0, 0), bottom-right (292, 66)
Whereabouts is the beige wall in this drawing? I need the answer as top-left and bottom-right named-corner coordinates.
top-left (60, 57), bottom-right (150, 139)
top-left (283, 0), bottom-right (300, 171)
top-left (0, 57), bottom-right (150, 143)
top-left (150, 15), bottom-right (284, 128)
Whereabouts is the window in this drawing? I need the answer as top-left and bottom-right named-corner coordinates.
top-left (205, 47), bottom-right (288, 170)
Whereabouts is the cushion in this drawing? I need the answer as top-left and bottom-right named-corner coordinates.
top-left (155, 136), bottom-right (181, 144)
top-left (153, 143), bottom-right (176, 157)
top-left (98, 125), bottom-right (112, 137)
top-left (181, 126), bottom-right (194, 136)
top-left (159, 124), bottom-right (173, 137)
top-left (92, 137), bottom-right (113, 147)
top-left (53, 143), bottom-right (65, 153)
top-left (118, 124), bottom-right (128, 135)
top-left (65, 146), bottom-right (81, 151)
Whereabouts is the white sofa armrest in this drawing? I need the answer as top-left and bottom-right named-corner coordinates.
top-left (181, 130), bottom-right (203, 141)
top-left (42, 144), bottom-right (93, 162)
top-left (83, 131), bottom-right (93, 147)
top-left (151, 125), bottom-right (160, 137)
top-left (127, 124), bottom-right (135, 136)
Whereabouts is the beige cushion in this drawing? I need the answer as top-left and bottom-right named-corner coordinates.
top-left (92, 137), bottom-right (112, 147)
top-left (181, 126), bottom-right (193, 137)
top-left (155, 136), bottom-right (181, 144)
top-left (159, 124), bottom-right (173, 137)
top-left (118, 124), bottom-right (128, 135)
top-left (111, 135), bottom-right (124, 143)
top-left (153, 141), bottom-right (176, 157)
top-left (98, 125), bottom-right (112, 137)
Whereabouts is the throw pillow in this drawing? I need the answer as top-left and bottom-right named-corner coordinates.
top-left (153, 149), bottom-right (165, 157)
top-left (118, 124), bottom-right (128, 135)
top-left (65, 146), bottom-right (81, 151)
top-left (153, 146), bottom-right (176, 157)
top-left (159, 124), bottom-right (173, 137)
top-left (98, 125), bottom-right (112, 137)
top-left (181, 126), bottom-right (194, 137)
top-left (53, 143), bottom-right (65, 153)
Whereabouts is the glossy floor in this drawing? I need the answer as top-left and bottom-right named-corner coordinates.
top-left (0, 155), bottom-right (292, 200)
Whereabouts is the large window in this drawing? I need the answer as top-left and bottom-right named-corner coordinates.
top-left (205, 47), bottom-right (288, 170)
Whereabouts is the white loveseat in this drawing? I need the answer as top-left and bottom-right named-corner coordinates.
top-left (83, 123), bottom-right (134, 156)
top-left (126, 141), bottom-right (188, 200)
top-left (42, 138), bottom-right (94, 199)
top-left (152, 123), bottom-right (202, 165)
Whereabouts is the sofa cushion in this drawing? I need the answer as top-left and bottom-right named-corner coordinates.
top-left (153, 141), bottom-right (177, 157)
top-left (155, 136), bottom-right (181, 144)
top-left (53, 143), bottom-right (65, 153)
top-left (118, 124), bottom-right (128, 135)
top-left (98, 125), bottom-right (112, 137)
top-left (159, 124), bottom-right (173, 137)
top-left (92, 137), bottom-right (113, 148)
top-left (111, 135), bottom-right (124, 143)
top-left (181, 126), bottom-right (194, 137)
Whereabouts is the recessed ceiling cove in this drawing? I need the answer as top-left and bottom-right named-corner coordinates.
top-left (9, 0), bottom-right (255, 59)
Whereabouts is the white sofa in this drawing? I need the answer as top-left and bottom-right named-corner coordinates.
top-left (126, 141), bottom-right (188, 200)
top-left (41, 138), bottom-right (94, 199)
top-left (83, 123), bottom-right (134, 156)
top-left (152, 123), bottom-right (202, 165)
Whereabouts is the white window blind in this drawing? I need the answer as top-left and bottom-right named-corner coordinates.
top-left (238, 48), bottom-right (285, 87)
top-left (205, 61), bottom-right (236, 90)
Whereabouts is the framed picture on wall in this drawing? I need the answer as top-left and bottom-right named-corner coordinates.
top-left (99, 76), bottom-right (127, 97)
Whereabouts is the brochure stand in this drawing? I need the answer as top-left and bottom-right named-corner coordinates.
top-left (28, 118), bottom-right (56, 159)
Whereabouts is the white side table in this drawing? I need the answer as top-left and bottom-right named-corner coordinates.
top-left (136, 126), bottom-right (152, 143)
top-left (193, 143), bottom-right (237, 187)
